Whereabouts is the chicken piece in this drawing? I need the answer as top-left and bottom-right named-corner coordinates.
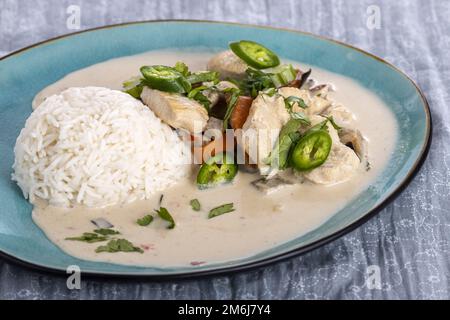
top-left (207, 50), bottom-right (248, 80)
top-left (307, 95), bottom-right (332, 115)
top-left (322, 104), bottom-right (355, 127)
top-left (240, 93), bottom-right (291, 175)
top-left (306, 115), bottom-right (341, 144)
top-left (277, 87), bottom-right (331, 115)
top-left (304, 143), bottom-right (360, 185)
top-left (302, 115), bottom-right (361, 185)
top-left (141, 87), bottom-right (208, 133)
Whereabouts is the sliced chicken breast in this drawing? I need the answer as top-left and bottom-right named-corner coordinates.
top-left (141, 87), bottom-right (208, 133)
top-left (303, 115), bottom-right (361, 185)
top-left (304, 143), bottom-right (360, 185)
top-left (278, 87), bottom-right (331, 115)
top-left (240, 93), bottom-right (290, 175)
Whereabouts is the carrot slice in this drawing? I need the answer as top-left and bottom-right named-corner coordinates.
top-left (193, 133), bottom-right (236, 164)
top-left (230, 96), bottom-right (253, 129)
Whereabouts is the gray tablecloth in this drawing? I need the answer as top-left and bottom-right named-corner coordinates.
top-left (0, 0), bottom-right (448, 300)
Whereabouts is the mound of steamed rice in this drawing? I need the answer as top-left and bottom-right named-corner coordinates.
top-left (12, 87), bottom-right (191, 208)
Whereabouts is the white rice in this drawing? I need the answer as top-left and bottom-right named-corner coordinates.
top-left (12, 87), bottom-right (191, 208)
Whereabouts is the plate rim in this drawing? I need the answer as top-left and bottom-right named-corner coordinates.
top-left (0, 19), bottom-right (432, 279)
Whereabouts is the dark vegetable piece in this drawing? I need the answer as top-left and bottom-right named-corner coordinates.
top-left (285, 69), bottom-right (312, 89)
top-left (229, 40), bottom-right (280, 69)
top-left (197, 153), bottom-right (238, 189)
top-left (290, 130), bottom-right (332, 171)
top-left (90, 218), bottom-right (113, 229)
top-left (208, 203), bottom-right (235, 219)
top-left (140, 65), bottom-right (191, 93)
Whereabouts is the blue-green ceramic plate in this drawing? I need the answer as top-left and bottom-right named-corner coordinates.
top-left (0, 21), bottom-right (431, 278)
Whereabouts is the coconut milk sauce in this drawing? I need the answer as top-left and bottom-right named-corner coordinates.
top-left (32, 50), bottom-right (397, 267)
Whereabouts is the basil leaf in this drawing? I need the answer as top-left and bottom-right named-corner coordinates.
top-left (264, 118), bottom-right (305, 169)
top-left (284, 96), bottom-right (307, 109)
top-left (95, 239), bottom-right (144, 254)
top-left (208, 203), bottom-right (235, 219)
top-left (190, 199), bottom-right (201, 211)
top-left (65, 232), bottom-right (108, 243)
top-left (136, 215), bottom-right (154, 226)
top-left (94, 228), bottom-right (120, 236)
top-left (223, 88), bottom-right (241, 129)
top-left (284, 96), bottom-right (310, 124)
top-left (156, 207), bottom-right (176, 229)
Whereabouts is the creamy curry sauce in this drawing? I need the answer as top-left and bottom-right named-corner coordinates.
top-left (32, 50), bottom-right (397, 267)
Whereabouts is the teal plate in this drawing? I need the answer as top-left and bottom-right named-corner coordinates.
top-left (0, 21), bottom-right (431, 278)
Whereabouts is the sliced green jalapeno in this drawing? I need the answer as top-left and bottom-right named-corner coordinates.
top-left (197, 153), bottom-right (238, 189)
top-left (140, 65), bottom-right (191, 93)
top-left (290, 130), bottom-right (332, 171)
top-left (229, 40), bottom-right (280, 69)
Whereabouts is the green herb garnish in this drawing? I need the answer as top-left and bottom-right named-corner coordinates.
top-left (222, 87), bottom-right (241, 129)
top-left (95, 239), bottom-right (144, 254)
top-left (190, 199), bottom-right (201, 211)
top-left (155, 207), bottom-right (176, 229)
top-left (284, 96), bottom-right (310, 124)
top-left (65, 232), bottom-right (109, 243)
top-left (94, 228), bottom-right (120, 236)
top-left (174, 61), bottom-right (190, 76)
top-left (208, 203), bottom-right (235, 219)
top-left (136, 215), bottom-right (154, 226)
top-left (264, 118), bottom-right (305, 169)
top-left (122, 76), bottom-right (144, 99)
top-left (324, 116), bottom-right (342, 130)
top-left (187, 71), bottom-right (219, 84)
top-left (187, 85), bottom-right (211, 111)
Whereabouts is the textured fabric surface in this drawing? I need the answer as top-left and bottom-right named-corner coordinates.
top-left (0, 0), bottom-right (448, 300)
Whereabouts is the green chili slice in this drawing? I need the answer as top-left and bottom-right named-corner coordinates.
top-left (140, 65), bottom-right (191, 93)
top-left (290, 130), bottom-right (332, 171)
top-left (197, 153), bottom-right (238, 189)
top-left (229, 40), bottom-right (280, 69)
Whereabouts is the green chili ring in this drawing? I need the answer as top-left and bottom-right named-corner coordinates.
top-left (197, 153), bottom-right (238, 189)
top-left (140, 65), bottom-right (191, 93)
top-left (290, 130), bottom-right (332, 171)
top-left (229, 40), bottom-right (280, 69)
